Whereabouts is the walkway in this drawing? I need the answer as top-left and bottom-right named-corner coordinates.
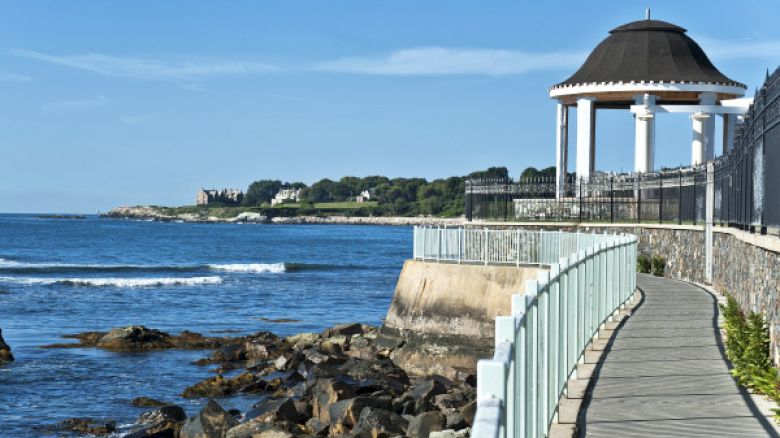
top-left (579, 274), bottom-right (777, 437)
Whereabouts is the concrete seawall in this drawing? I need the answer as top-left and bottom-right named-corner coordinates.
top-left (380, 260), bottom-right (546, 377)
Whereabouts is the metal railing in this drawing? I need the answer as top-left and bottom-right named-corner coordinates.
top-left (413, 226), bottom-right (617, 266)
top-left (468, 231), bottom-right (637, 438)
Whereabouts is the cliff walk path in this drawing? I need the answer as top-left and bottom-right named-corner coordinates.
top-left (578, 274), bottom-right (778, 437)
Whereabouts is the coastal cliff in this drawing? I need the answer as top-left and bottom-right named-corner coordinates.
top-left (103, 206), bottom-right (464, 226)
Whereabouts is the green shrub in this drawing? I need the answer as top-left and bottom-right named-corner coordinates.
top-left (720, 293), bottom-right (780, 422)
top-left (651, 255), bottom-right (666, 276)
top-left (637, 254), bottom-right (651, 273)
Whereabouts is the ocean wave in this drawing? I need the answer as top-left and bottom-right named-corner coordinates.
top-left (0, 276), bottom-right (223, 288)
top-left (208, 263), bottom-right (286, 273)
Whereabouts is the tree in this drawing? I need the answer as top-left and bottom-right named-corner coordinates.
top-left (468, 166), bottom-right (509, 180)
top-left (244, 180), bottom-right (283, 206)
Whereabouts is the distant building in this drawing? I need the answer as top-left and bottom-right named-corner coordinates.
top-left (196, 188), bottom-right (244, 206)
top-left (271, 188), bottom-right (301, 206)
top-left (355, 189), bottom-right (374, 203)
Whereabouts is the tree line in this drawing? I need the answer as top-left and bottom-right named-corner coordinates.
top-left (241, 166), bottom-right (551, 217)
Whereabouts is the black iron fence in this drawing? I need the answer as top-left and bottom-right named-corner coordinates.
top-left (466, 67), bottom-right (780, 233)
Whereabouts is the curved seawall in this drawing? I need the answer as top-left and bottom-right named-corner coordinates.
top-left (380, 260), bottom-right (546, 377)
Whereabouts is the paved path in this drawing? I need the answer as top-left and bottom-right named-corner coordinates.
top-left (579, 274), bottom-right (777, 437)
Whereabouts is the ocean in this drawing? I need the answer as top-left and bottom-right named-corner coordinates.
top-left (0, 214), bottom-right (410, 437)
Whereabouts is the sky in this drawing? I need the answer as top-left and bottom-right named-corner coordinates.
top-left (1, 1), bottom-right (779, 213)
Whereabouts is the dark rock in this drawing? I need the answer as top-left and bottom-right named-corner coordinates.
top-left (0, 328), bottom-right (14, 363)
top-left (322, 323), bottom-right (363, 338)
top-left (180, 399), bottom-right (239, 438)
top-left (319, 339), bottom-right (343, 356)
top-left (97, 326), bottom-right (174, 351)
top-left (245, 398), bottom-right (303, 424)
top-left (132, 397), bottom-right (171, 408)
top-left (340, 358), bottom-right (409, 396)
top-left (434, 392), bottom-right (464, 411)
top-left (443, 409), bottom-right (467, 430)
top-left (311, 378), bottom-right (356, 422)
top-left (328, 396), bottom-right (393, 434)
top-left (305, 418), bottom-right (330, 436)
top-left (411, 378), bottom-right (447, 411)
top-left (353, 407), bottom-right (407, 438)
top-left (460, 401), bottom-right (476, 426)
top-left (182, 372), bottom-right (266, 398)
top-left (59, 418), bottom-right (117, 436)
top-left (126, 420), bottom-right (181, 438)
top-left (138, 405), bottom-right (187, 425)
top-left (407, 412), bottom-right (445, 438)
top-left (294, 399), bottom-right (312, 418)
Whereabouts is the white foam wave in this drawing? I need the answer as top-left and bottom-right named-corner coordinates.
top-left (208, 263), bottom-right (286, 273)
top-left (0, 276), bottom-right (223, 287)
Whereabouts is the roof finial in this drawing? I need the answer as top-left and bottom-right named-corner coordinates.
top-left (646, 8), bottom-right (651, 20)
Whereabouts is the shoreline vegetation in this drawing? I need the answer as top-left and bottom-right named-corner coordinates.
top-left (42, 323), bottom-right (476, 438)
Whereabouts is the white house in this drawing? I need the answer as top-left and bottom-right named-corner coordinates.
top-left (271, 188), bottom-right (301, 206)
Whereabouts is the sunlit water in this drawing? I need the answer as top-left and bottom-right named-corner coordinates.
top-left (0, 215), bottom-right (410, 437)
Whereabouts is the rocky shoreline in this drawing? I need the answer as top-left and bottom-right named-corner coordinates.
top-left (102, 206), bottom-right (465, 227)
top-left (46, 324), bottom-right (475, 438)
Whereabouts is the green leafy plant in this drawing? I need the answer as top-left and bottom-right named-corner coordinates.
top-left (720, 293), bottom-right (780, 422)
top-left (637, 254), bottom-right (651, 273)
top-left (651, 255), bottom-right (666, 276)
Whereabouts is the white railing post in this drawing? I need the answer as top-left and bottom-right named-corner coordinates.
top-left (512, 294), bottom-right (528, 437)
top-left (524, 281), bottom-right (538, 438)
top-left (484, 228), bottom-right (489, 266)
top-left (537, 270), bottom-right (551, 434)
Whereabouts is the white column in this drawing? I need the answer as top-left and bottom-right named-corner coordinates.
top-left (576, 98), bottom-right (596, 180)
top-left (633, 94), bottom-right (656, 173)
top-left (555, 103), bottom-right (569, 198)
top-left (722, 113), bottom-right (737, 154)
top-left (692, 92), bottom-right (717, 165)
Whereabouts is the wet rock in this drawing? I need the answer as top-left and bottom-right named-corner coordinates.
top-left (180, 399), bottom-right (239, 438)
top-left (245, 398), bottom-right (303, 424)
top-left (132, 397), bottom-right (171, 408)
top-left (0, 328), bottom-right (13, 363)
top-left (459, 401), bottom-right (476, 427)
top-left (352, 407), bottom-right (407, 438)
top-left (59, 418), bottom-right (117, 436)
top-left (305, 417), bottom-right (329, 436)
top-left (311, 378), bottom-right (356, 422)
top-left (138, 405), bottom-right (187, 425)
top-left (411, 378), bottom-right (447, 411)
top-left (182, 372), bottom-right (267, 398)
top-left (407, 412), bottom-right (445, 438)
top-left (97, 326), bottom-right (174, 350)
top-left (340, 358), bottom-right (409, 396)
top-left (126, 420), bottom-right (181, 438)
top-left (322, 323), bottom-right (363, 338)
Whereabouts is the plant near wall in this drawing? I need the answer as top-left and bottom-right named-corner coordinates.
top-left (720, 293), bottom-right (780, 422)
top-left (651, 255), bottom-right (666, 276)
top-left (637, 254), bottom-right (651, 273)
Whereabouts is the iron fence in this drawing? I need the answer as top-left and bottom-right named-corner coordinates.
top-left (466, 67), bottom-right (780, 233)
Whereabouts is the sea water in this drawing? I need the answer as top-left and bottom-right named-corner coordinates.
top-left (0, 214), bottom-right (410, 436)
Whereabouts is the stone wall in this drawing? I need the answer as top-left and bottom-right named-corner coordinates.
top-left (469, 221), bottom-right (780, 365)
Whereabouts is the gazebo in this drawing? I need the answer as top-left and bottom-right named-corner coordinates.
top-left (549, 13), bottom-right (749, 197)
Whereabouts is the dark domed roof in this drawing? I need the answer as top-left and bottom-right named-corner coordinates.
top-left (552, 19), bottom-right (745, 89)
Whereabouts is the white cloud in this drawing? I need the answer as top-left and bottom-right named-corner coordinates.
top-left (697, 37), bottom-right (780, 61)
top-left (314, 47), bottom-right (585, 76)
top-left (0, 73), bottom-right (32, 83)
top-left (10, 49), bottom-right (279, 80)
top-left (42, 95), bottom-right (108, 112)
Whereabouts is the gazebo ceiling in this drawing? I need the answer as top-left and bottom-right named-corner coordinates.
top-left (549, 19), bottom-right (746, 102)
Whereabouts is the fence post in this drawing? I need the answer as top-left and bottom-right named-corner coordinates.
top-left (637, 173), bottom-right (642, 223)
top-left (659, 172), bottom-right (664, 223)
top-left (679, 169), bottom-right (683, 225)
top-left (458, 228), bottom-right (462, 264)
top-left (524, 282), bottom-right (538, 437)
top-left (610, 175), bottom-right (615, 223)
top-left (421, 227), bottom-right (427, 261)
top-left (495, 316), bottom-right (516, 438)
top-left (484, 228), bottom-right (489, 266)
top-left (512, 294), bottom-right (528, 437)
top-left (705, 162), bottom-right (715, 284)
top-left (437, 226), bottom-right (441, 262)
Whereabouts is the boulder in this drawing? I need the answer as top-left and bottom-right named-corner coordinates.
top-left (459, 401), bottom-right (476, 427)
top-left (322, 323), bottom-right (363, 338)
top-left (245, 398), bottom-right (303, 424)
top-left (407, 412), bottom-right (446, 438)
top-left (285, 332), bottom-right (319, 347)
top-left (59, 418), bottom-right (117, 436)
top-left (310, 378), bottom-right (356, 422)
top-left (97, 326), bottom-right (174, 351)
top-left (182, 373), bottom-right (266, 398)
top-left (138, 405), bottom-right (187, 425)
top-left (181, 399), bottom-right (239, 438)
top-left (252, 430), bottom-right (293, 438)
top-left (327, 396), bottom-right (393, 434)
top-left (304, 417), bottom-right (329, 436)
top-left (411, 378), bottom-right (447, 411)
top-left (132, 397), bottom-right (171, 408)
top-left (126, 420), bottom-right (181, 438)
top-left (352, 407), bottom-right (407, 438)
top-left (429, 429), bottom-right (470, 438)
top-left (0, 328), bottom-right (14, 363)
top-left (443, 409), bottom-right (466, 430)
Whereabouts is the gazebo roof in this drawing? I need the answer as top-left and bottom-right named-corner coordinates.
top-left (549, 19), bottom-right (746, 101)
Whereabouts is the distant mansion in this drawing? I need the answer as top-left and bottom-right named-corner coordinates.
top-left (271, 188), bottom-right (302, 206)
top-left (355, 189), bottom-right (373, 203)
top-left (196, 188), bottom-right (244, 206)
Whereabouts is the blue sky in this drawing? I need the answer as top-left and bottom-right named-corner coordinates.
top-left (1, 1), bottom-right (778, 213)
